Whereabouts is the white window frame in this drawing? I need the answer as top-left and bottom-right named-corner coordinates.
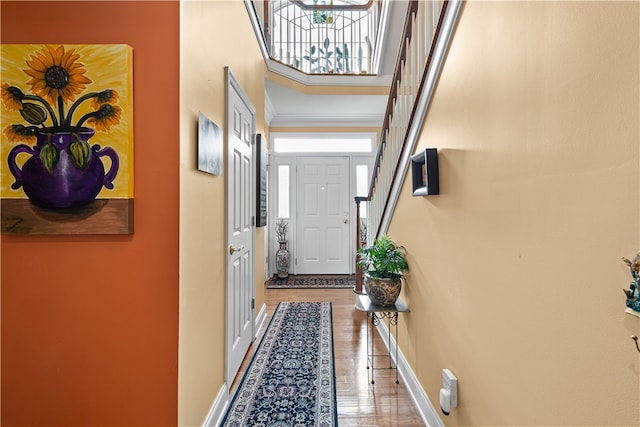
top-left (272, 132), bottom-right (376, 154)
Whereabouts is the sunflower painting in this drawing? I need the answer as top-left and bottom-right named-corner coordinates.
top-left (1, 44), bottom-right (133, 234)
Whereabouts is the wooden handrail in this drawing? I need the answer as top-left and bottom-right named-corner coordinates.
top-left (364, 0), bottom-right (451, 239)
top-left (366, 0), bottom-right (419, 200)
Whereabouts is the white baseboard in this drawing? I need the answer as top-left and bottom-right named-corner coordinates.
top-left (255, 303), bottom-right (267, 339)
top-left (203, 304), bottom-right (266, 427)
top-left (202, 382), bottom-right (229, 427)
top-left (374, 320), bottom-right (444, 427)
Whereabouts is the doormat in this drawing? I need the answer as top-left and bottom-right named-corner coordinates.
top-left (266, 274), bottom-right (355, 289)
top-left (221, 302), bottom-right (337, 426)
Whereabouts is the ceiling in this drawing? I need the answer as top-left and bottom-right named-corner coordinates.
top-left (264, 0), bottom-right (409, 128)
top-left (265, 80), bottom-right (389, 127)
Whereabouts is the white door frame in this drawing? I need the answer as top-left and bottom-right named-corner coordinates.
top-left (267, 133), bottom-right (375, 277)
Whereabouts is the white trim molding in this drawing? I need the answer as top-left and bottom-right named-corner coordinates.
top-left (255, 303), bottom-right (267, 340)
top-left (202, 383), bottom-right (230, 427)
top-left (203, 306), bottom-right (266, 427)
top-left (267, 59), bottom-right (392, 88)
top-left (264, 89), bottom-right (276, 125)
top-left (269, 112), bottom-right (384, 128)
top-left (374, 320), bottom-right (444, 427)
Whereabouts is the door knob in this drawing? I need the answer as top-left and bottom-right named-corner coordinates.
top-left (229, 245), bottom-right (244, 255)
top-left (343, 219), bottom-right (348, 224)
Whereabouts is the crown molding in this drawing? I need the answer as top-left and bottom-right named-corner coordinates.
top-left (264, 89), bottom-right (276, 125)
top-left (269, 112), bottom-right (384, 128)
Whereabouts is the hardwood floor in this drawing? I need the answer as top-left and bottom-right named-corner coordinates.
top-left (230, 286), bottom-right (425, 426)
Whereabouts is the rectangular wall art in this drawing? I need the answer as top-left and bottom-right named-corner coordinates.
top-left (411, 148), bottom-right (439, 196)
top-left (197, 111), bottom-right (223, 176)
top-left (1, 44), bottom-right (134, 235)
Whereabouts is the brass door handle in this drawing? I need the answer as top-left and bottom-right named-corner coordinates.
top-left (229, 245), bottom-right (244, 255)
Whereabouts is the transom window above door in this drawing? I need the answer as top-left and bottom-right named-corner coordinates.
top-left (273, 133), bottom-right (375, 153)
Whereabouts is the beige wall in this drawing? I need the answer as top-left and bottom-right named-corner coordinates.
top-left (178, 1), bottom-right (266, 425)
top-left (389, 1), bottom-right (640, 425)
top-left (177, 1), bottom-right (639, 425)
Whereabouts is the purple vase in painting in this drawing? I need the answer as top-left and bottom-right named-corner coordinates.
top-left (7, 126), bottom-right (119, 209)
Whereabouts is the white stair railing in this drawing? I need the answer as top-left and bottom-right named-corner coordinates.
top-left (362, 0), bottom-right (462, 240)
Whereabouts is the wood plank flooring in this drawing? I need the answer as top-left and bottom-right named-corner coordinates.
top-left (230, 287), bottom-right (425, 426)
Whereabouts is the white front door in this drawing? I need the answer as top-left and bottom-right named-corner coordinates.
top-left (226, 68), bottom-right (255, 385)
top-left (296, 156), bottom-right (350, 274)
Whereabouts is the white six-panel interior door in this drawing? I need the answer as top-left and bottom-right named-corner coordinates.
top-left (295, 156), bottom-right (350, 274)
top-left (225, 68), bottom-right (255, 385)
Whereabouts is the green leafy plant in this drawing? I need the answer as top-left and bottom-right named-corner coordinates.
top-left (357, 234), bottom-right (408, 280)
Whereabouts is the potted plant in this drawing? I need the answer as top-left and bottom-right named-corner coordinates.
top-left (357, 234), bottom-right (408, 306)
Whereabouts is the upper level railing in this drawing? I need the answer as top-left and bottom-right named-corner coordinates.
top-left (363, 0), bottom-right (462, 240)
top-left (268, 0), bottom-right (380, 75)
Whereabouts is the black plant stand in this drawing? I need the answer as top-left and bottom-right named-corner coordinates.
top-left (355, 294), bottom-right (410, 384)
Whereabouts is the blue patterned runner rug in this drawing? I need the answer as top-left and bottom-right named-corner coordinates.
top-left (221, 301), bottom-right (337, 426)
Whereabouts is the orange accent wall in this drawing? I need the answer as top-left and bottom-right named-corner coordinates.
top-left (1, 2), bottom-right (180, 426)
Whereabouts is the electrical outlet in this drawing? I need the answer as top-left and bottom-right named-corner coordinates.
top-left (442, 369), bottom-right (458, 409)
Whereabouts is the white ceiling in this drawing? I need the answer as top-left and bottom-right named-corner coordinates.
top-left (265, 80), bottom-right (389, 127)
top-left (264, 0), bottom-right (409, 128)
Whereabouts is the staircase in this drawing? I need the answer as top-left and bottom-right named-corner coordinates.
top-left (364, 0), bottom-right (462, 241)
top-left (245, 0), bottom-right (463, 281)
